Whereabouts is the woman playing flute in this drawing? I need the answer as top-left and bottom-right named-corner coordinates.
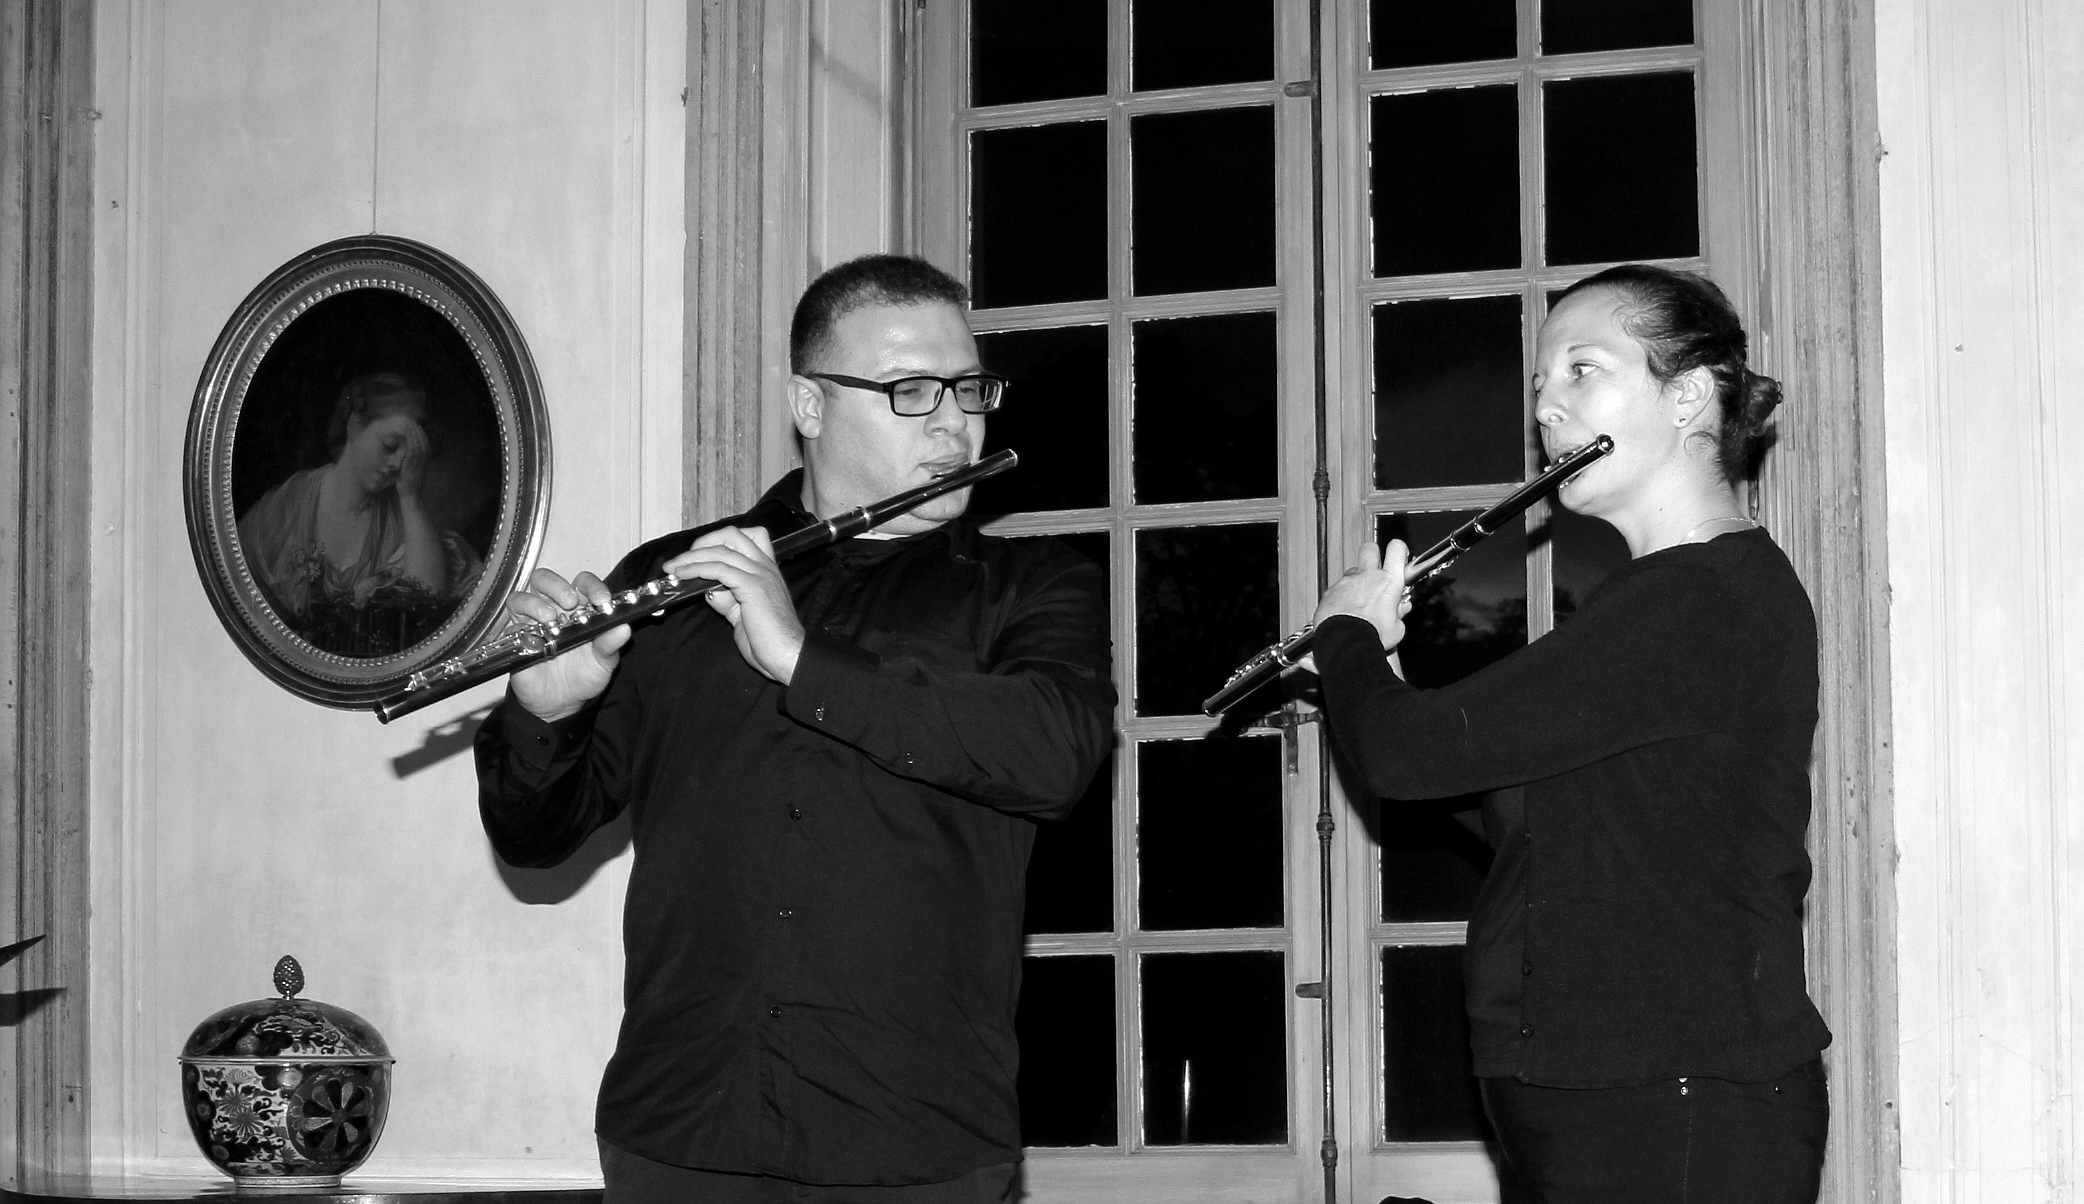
top-left (1311, 265), bottom-right (1829, 1202)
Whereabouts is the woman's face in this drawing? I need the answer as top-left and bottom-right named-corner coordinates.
top-left (1531, 288), bottom-right (1686, 522)
top-left (340, 405), bottom-right (426, 496)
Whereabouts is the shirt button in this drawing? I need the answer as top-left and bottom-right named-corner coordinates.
top-left (1521, 961), bottom-right (1533, 976)
top-left (789, 807), bottom-right (803, 820)
top-left (768, 1006), bottom-right (782, 1018)
top-left (534, 735), bottom-right (551, 747)
top-left (1519, 1023), bottom-right (1534, 1038)
top-left (778, 908), bottom-right (794, 919)
top-left (814, 706), bottom-right (826, 721)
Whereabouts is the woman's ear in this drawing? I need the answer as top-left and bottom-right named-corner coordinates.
top-left (1668, 365), bottom-right (1717, 429)
top-left (788, 374), bottom-right (824, 441)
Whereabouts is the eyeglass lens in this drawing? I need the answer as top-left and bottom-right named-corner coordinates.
top-left (891, 377), bottom-right (1004, 415)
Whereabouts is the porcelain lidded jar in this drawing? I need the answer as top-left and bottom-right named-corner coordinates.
top-left (178, 956), bottom-right (394, 1189)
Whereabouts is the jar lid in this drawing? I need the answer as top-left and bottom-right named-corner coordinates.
top-left (179, 955), bottom-right (392, 1062)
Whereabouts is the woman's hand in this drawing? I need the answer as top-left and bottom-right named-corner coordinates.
top-left (1312, 539), bottom-right (1415, 651)
top-left (505, 567), bottom-right (631, 722)
top-left (393, 419), bottom-right (430, 502)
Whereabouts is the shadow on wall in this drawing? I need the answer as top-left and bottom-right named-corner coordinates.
top-left (387, 703), bottom-right (634, 903)
top-left (494, 812), bottom-right (633, 906)
top-left (0, 934), bottom-right (62, 1027)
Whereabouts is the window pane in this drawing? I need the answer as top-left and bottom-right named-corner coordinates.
top-left (1371, 87), bottom-right (1520, 277)
top-left (1373, 295), bottom-right (1525, 490)
top-left (1381, 946), bottom-right (1491, 1140)
top-left (1134, 312), bottom-right (1279, 504)
top-left (1541, 0), bottom-right (1694, 56)
top-left (1018, 954), bottom-right (1119, 1147)
top-left (1379, 803), bottom-right (1492, 923)
top-left (971, 0), bottom-right (1107, 107)
top-left (1134, 0), bottom-right (1275, 91)
top-left (1132, 107), bottom-right (1277, 296)
top-left (1135, 524), bottom-right (1280, 717)
top-left (1138, 737), bottom-right (1283, 931)
top-left (972, 123), bottom-right (1109, 308)
top-left (1143, 951), bottom-right (1288, 1144)
top-left (1027, 748), bottom-right (1115, 935)
top-left (975, 325), bottom-right (1109, 515)
top-left (1377, 511), bottom-right (1527, 689)
top-left (1547, 504), bottom-right (1631, 623)
top-left (1369, 0), bottom-right (1517, 68)
top-left (1544, 73), bottom-right (1699, 266)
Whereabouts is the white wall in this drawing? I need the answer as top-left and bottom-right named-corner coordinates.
top-left (86, 0), bottom-right (685, 1180)
top-left (1877, 0), bottom-right (2084, 1197)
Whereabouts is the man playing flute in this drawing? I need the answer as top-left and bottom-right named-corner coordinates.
top-left (474, 254), bottom-right (1116, 1204)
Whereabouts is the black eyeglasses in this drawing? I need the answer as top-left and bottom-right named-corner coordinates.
top-left (808, 372), bottom-right (1009, 416)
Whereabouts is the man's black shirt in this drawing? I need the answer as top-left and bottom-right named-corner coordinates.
top-left (475, 471), bottom-right (1115, 1184)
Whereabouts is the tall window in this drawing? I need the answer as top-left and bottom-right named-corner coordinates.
top-left (919, 2), bottom-right (1750, 1199)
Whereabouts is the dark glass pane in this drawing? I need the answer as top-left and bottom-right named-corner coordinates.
top-left (1376, 511), bottom-right (1527, 689)
top-left (1132, 107), bottom-right (1276, 295)
top-left (971, 0), bottom-right (1108, 107)
top-left (1381, 946), bottom-right (1491, 1140)
top-left (1545, 73), bottom-right (1698, 266)
top-left (974, 325), bottom-right (1109, 515)
top-left (1017, 955), bottom-right (1118, 1147)
top-left (1135, 525), bottom-right (1280, 716)
top-left (1369, 0), bottom-right (1517, 68)
top-left (1138, 737), bottom-right (1282, 930)
top-left (1379, 803), bottom-right (1492, 923)
top-left (1134, 0), bottom-right (1275, 91)
top-left (1134, 312), bottom-right (1278, 504)
top-left (1371, 87), bottom-right (1519, 277)
top-left (1143, 951), bottom-right (1288, 1144)
top-left (973, 123), bottom-right (1108, 309)
top-left (1547, 504), bottom-right (1630, 623)
top-left (1373, 295), bottom-right (1525, 490)
top-left (1542, 0), bottom-right (1694, 55)
top-left (1026, 749), bottom-right (1115, 935)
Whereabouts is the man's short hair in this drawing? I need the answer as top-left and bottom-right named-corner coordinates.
top-left (790, 254), bottom-right (970, 375)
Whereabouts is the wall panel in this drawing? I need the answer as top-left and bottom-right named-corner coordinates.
top-left (87, 0), bottom-right (684, 1180)
top-left (1877, 0), bottom-right (2084, 1197)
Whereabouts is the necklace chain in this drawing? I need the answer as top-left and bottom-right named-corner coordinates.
top-left (1680, 515), bottom-right (1761, 545)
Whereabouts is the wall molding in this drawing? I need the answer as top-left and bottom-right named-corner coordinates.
top-left (683, 0), bottom-right (767, 525)
top-left (2, 0), bottom-right (96, 1189)
top-left (1753, 0), bottom-right (1899, 1200)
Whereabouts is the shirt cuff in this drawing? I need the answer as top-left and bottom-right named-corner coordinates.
top-left (494, 696), bottom-right (599, 772)
top-left (1313, 614), bottom-right (1386, 663)
top-left (782, 629), bottom-right (884, 742)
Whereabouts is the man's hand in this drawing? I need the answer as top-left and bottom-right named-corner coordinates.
top-left (1312, 539), bottom-right (1415, 652)
top-left (506, 567), bottom-right (631, 723)
top-left (664, 526), bottom-right (804, 685)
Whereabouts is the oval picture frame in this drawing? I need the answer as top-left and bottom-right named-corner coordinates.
top-left (184, 235), bottom-right (550, 710)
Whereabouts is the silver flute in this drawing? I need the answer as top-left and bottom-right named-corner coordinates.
top-left (373, 449), bottom-right (1019, 724)
top-left (1200, 435), bottom-right (1614, 717)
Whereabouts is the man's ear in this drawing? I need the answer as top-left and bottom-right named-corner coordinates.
top-left (788, 374), bottom-right (824, 441)
top-left (1669, 365), bottom-right (1716, 429)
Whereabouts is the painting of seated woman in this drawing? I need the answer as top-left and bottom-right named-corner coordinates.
top-left (228, 285), bottom-right (504, 661)
top-left (239, 372), bottom-right (488, 656)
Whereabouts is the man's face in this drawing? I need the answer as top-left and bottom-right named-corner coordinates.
top-left (791, 301), bottom-right (987, 535)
